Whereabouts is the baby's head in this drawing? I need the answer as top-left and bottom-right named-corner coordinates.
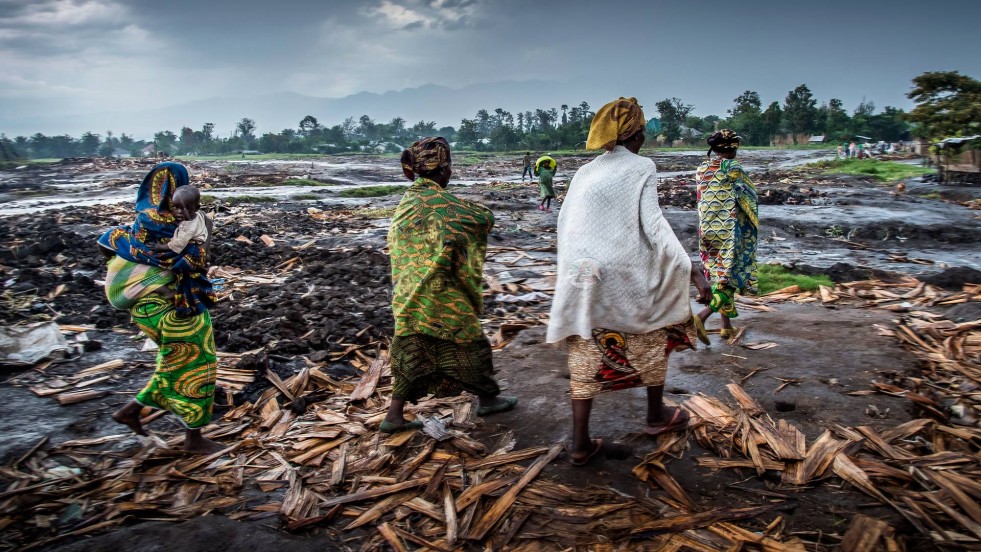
top-left (171, 186), bottom-right (201, 222)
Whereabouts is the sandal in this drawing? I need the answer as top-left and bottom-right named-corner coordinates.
top-left (720, 327), bottom-right (738, 339)
top-left (692, 316), bottom-right (711, 345)
top-left (644, 407), bottom-right (690, 436)
top-left (570, 438), bottom-right (604, 466)
top-left (477, 396), bottom-right (518, 417)
top-left (379, 420), bottom-right (423, 433)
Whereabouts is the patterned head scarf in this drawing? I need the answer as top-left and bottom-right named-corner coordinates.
top-left (707, 129), bottom-right (742, 156)
top-left (401, 136), bottom-right (451, 179)
top-left (133, 162), bottom-right (189, 232)
top-left (586, 97), bottom-right (646, 151)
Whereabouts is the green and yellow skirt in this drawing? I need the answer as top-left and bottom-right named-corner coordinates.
top-left (131, 294), bottom-right (217, 429)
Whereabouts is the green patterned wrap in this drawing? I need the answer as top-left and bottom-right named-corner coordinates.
top-left (131, 294), bottom-right (218, 429)
top-left (388, 177), bottom-right (494, 343)
top-left (390, 334), bottom-right (500, 402)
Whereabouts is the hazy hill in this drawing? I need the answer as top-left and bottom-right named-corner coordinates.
top-left (3, 79), bottom-right (616, 139)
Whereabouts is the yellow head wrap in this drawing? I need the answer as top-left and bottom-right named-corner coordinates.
top-left (586, 97), bottom-right (646, 151)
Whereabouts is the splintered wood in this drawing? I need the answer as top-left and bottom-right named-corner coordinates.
top-left (0, 352), bottom-right (815, 552)
top-left (2, 276), bottom-right (977, 550)
top-left (682, 277), bottom-right (981, 549)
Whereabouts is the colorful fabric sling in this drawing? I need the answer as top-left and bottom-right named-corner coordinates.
top-left (97, 162), bottom-right (215, 316)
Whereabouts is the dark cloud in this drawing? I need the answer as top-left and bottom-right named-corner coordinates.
top-left (1, 0), bottom-right (979, 134)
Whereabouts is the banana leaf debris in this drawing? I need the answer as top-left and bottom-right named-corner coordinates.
top-left (0, 186), bottom-right (979, 551)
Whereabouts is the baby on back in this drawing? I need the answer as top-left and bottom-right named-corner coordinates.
top-left (154, 186), bottom-right (210, 256)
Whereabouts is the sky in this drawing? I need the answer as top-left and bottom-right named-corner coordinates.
top-left (1, 0), bottom-right (979, 136)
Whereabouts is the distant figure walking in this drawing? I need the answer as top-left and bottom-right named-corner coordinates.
top-left (521, 152), bottom-right (533, 180)
top-left (837, 144), bottom-right (845, 159)
top-left (535, 154), bottom-right (557, 212)
top-left (695, 130), bottom-right (759, 340)
top-left (848, 141), bottom-right (857, 158)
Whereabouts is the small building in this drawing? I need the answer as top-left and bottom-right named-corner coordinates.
top-left (808, 135), bottom-right (825, 144)
top-left (141, 144), bottom-right (156, 156)
top-left (931, 135), bottom-right (981, 185)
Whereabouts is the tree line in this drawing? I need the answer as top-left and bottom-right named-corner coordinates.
top-left (2, 71), bottom-right (975, 160)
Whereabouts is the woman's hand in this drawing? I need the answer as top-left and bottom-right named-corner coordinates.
top-left (690, 264), bottom-right (711, 305)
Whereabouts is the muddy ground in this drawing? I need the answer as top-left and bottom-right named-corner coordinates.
top-left (0, 150), bottom-right (979, 550)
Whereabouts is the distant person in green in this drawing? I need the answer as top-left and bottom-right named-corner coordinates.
top-left (535, 155), bottom-right (557, 212)
top-left (382, 137), bottom-right (518, 433)
top-left (521, 151), bottom-right (533, 180)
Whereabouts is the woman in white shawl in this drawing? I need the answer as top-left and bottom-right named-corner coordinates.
top-left (546, 97), bottom-right (711, 466)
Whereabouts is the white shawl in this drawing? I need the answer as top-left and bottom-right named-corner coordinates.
top-left (546, 146), bottom-right (693, 343)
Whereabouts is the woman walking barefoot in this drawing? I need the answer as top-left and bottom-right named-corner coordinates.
top-left (98, 162), bottom-right (223, 454)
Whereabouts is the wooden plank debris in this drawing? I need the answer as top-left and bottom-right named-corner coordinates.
top-left (4, 274), bottom-right (978, 551)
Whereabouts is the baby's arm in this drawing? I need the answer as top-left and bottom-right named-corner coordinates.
top-left (164, 221), bottom-right (194, 253)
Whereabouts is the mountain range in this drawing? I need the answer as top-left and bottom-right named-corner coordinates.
top-left (3, 79), bottom-right (619, 140)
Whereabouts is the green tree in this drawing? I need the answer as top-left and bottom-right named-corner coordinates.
top-left (490, 124), bottom-right (519, 150)
top-left (411, 120), bottom-right (437, 137)
top-left (869, 107), bottom-right (909, 141)
top-left (824, 98), bottom-right (850, 141)
top-left (906, 71), bottom-right (981, 139)
top-left (729, 91), bottom-right (761, 118)
top-left (154, 130), bottom-right (177, 154)
top-left (357, 115), bottom-right (376, 140)
top-left (178, 126), bottom-right (197, 153)
top-left (98, 130), bottom-right (117, 156)
top-left (299, 115), bottom-right (321, 137)
top-left (728, 91), bottom-right (764, 145)
top-left (656, 97), bottom-right (693, 144)
top-left (761, 102), bottom-right (783, 145)
top-left (457, 119), bottom-right (479, 146)
top-left (236, 118), bottom-right (257, 146)
top-left (783, 84), bottom-right (817, 143)
top-left (80, 131), bottom-right (100, 156)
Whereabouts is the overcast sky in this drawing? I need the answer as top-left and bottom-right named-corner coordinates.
top-left (2, 0), bottom-right (980, 132)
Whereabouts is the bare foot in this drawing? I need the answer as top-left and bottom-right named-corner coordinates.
top-left (183, 436), bottom-right (226, 455)
top-left (112, 409), bottom-right (147, 436)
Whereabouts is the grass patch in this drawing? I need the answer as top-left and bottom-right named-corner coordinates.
top-left (291, 193), bottom-right (320, 201)
top-left (757, 265), bottom-right (834, 295)
top-left (0, 159), bottom-right (61, 169)
top-left (814, 159), bottom-right (934, 182)
top-left (283, 178), bottom-right (330, 186)
top-left (339, 185), bottom-right (407, 198)
top-left (352, 207), bottom-right (396, 219)
top-left (202, 194), bottom-right (277, 205)
top-left (918, 192), bottom-right (942, 200)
